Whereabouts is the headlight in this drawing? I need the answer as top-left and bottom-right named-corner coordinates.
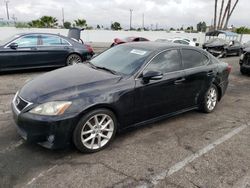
top-left (29, 101), bottom-right (72, 116)
top-left (240, 53), bottom-right (245, 60)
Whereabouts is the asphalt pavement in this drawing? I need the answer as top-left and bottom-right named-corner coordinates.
top-left (0, 53), bottom-right (249, 188)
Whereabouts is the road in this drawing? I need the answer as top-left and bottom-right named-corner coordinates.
top-left (0, 56), bottom-right (250, 188)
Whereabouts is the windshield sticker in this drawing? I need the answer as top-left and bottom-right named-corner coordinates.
top-left (130, 49), bottom-right (147, 55)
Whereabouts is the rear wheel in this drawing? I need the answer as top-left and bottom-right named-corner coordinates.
top-left (66, 54), bottom-right (82, 66)
top-left (200, 84), bottom-right (218, 113)
top-left (73, 109), bottom-right (117, 153)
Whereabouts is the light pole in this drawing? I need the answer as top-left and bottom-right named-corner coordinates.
top-left (129, 9), bottom-right (133, 30)
top-left (5, 0), bottom-right (10, 20)
top-left (62, 8), bottom-right (65, 26)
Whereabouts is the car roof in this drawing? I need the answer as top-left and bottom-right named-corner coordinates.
top-left (16, 33), bottom-right (68, 39)
top-left (121, 41), bottom-right (198, 51)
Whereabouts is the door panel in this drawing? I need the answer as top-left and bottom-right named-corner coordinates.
top-left (134, 71), bottom-right (187, 123)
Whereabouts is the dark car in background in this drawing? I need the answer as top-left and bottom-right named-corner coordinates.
top-left (202, 38), bottom-right (243, 57)
top-left (110, 36), bottom-right (149, 47)
top-left (239, 47), bottom-right (250, 74)
top-left (0, 33), bottom-right (94, 71)
top-left (12, 42), bottom-right (230, 153)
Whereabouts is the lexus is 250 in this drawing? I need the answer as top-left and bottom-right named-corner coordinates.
top-left (12, 42), bottom-right (230, 153)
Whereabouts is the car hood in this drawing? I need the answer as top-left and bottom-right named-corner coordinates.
top-left (19, 64), bottom-right (122, 103)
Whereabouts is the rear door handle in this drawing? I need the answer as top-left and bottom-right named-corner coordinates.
top-left (174, 78), bottom-right (185, 85)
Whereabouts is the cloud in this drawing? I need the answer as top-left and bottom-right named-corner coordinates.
top-left (0, 0), bottom-right (248, 28)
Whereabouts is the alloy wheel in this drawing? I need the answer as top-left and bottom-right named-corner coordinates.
top-left (67, 54), bottom-right (82, 65)
top-left (80, 114), bottom-right (114, 150)
top-left (206, 87), bottom-right (217, 111)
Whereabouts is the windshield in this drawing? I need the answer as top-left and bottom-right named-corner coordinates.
top-left (0, 35), bottom-right (20, 46)
top-left (90, 45), bottom-right (151, 75)
top-left (206, 38), bottom-right (228, 45)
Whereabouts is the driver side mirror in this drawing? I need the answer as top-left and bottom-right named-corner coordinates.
top-left (9, 43), bottom-right (18, 49)
top-left (229, 41), bottom-right (234, 47)
top-left (142, 71), bottom-right (163, 83)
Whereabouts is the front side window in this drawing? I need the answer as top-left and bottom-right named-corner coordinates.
top-left (182, 49), bottom-right (209, 69)
top-left (145, 50), bottom-right (182, 74)
top-left (14, 35), bottom-right (38, 47)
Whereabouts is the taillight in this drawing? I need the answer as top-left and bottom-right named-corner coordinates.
top-left (85, 44), bottom-right (94, 53)
top-left (227, 65), bottom-right (232, 73)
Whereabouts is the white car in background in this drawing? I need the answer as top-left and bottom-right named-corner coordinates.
top-left (156, 38), bottom-right (197, 46)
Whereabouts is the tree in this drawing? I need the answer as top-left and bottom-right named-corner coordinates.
top-left (74, 19), bottom-right (87, 28)
top-left (111, 22), bottom-right (122, 30)
top-left (40, 16), bottom-right (58, 28)
top-left (63, 21), bottom-right (71, 29)
top-left (28, 16), bottom-right (58, 28)
top-left (97, 24), bottom-right (101, 29)
top-left (197, 21), bottom-right (207, 32)
top-left (214, 0), bottom-right (218, 30)
top-left (214, 0), bottom-right (240, 30)
top-left (170, 27), bottom-right (175, 31)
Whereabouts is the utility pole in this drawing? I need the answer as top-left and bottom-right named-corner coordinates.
top-left (5, 0), bottom-right (10, 20)
top-left (129, 9), bottom-right (133, 30)
top-left (142, 13), bottom-right (144, 30)
top-left (62, 8), bottom-right (65, 26)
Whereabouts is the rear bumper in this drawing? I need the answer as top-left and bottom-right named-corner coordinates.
top-left (11, 102), bottom-right (79, 149)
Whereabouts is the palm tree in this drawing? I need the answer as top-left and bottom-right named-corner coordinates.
top-left (74, 19), bottom-right (87, 28)
top-left (218, 0), bottom-right (225, 29)
top-left (214, 0), bottom-right (218, 30)
top-left (40, 16), bottom-right (58, 28)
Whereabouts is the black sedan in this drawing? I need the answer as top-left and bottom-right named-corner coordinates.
top-left (0, 33), bottom-right (94, 71)
top-left (202, 38), bottom-right (243, 57)
top-left (239, 47), bottom-right (250, 74)
top-left (11, 42), bottom-right (230, 153)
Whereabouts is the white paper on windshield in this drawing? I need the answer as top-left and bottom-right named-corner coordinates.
top-left (130, 49), bottom-right (147, 55)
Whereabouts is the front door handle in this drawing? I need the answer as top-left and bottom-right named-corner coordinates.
top-left (30, 47), bottom-right (37, 51)
top-left (174, 78), bottom-right (185, 85)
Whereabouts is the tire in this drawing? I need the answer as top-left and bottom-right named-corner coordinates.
top-left (66, 54), bottom-right (82, 66)
top-left (240, 66), bottom-right (247, 75)
top-left (200, 84), bottom-right (218, 113)
top-left (73, 109), bottom-right (117, 153)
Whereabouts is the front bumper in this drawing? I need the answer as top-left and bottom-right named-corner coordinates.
top-left (11, 102), bottom-right (79, 149)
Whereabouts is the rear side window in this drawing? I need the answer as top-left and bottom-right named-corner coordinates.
top-left (182, 49), bottom-right (209, 69)
top-left (145, 50), bottom-right (182, 74)
top-left (41, 35), bottom-right (70, 46)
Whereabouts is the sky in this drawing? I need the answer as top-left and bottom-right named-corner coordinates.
top-left (0, 0), bottom-right (249, 29)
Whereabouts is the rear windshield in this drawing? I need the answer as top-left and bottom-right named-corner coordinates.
top-left (91, 45), bottom-right (152, 75)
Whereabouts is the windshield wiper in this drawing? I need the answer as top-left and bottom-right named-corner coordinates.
top-left (95, 66), bottom-right (118, 75)
top-left (87, 61), bottom-right (97, 69)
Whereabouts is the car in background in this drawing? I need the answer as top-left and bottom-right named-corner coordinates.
top-left (243, 41), bottom-right (250, 49)
top-left (12, 42), bottom-right (230, 153)
top-left (0, 33), bottom-right (94, 72)
top-left (110, 36), bottom-right (149, 47)
top-left (239, 47), bottom-right (250, 74)
top-left (156, 38), bottom-right (197, 46)
top-left (202, 38), bottom-right (243, 57)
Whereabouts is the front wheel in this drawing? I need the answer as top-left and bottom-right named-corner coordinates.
top-left (73, 109), bottom-right (117, 153)
top-left (66, 54), bottom-right (82, 66)
top-left (200, 84), bottom-right (218, 113)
